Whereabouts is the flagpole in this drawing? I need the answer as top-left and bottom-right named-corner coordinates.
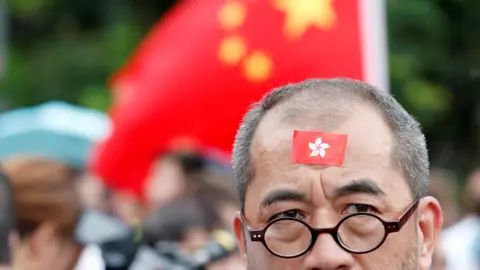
top-left (359, 0), bottom-right (389, 92)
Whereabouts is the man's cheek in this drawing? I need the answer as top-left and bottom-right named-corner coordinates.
top-left (259, 252), bottom-right (303, 270)
top-left (358, 236), bottom-right (410, 269)
top-left (353, 253), bottom-right (390, 270)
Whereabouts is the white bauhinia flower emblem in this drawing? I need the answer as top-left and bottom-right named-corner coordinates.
top-left (309, 137), bottom-right (330, 158)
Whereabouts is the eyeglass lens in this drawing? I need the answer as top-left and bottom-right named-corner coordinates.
top-left (264, 214), bottom-right (386, 257)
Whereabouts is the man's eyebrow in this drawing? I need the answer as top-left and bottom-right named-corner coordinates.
top-left (259, 189), bottom-right (307, 211)
top-left (334, 179), bottom-right (386, 197)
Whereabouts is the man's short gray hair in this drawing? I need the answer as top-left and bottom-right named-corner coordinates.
top-left (232, 78), bottom-right (429, 209)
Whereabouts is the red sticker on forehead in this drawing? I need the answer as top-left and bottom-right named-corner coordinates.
top-left (292, 130), bottom-right (348, 166)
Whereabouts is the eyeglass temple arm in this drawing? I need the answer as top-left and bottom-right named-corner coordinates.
top-left (396, 198), bottom-right (420, 230)
top-left (240, 214), bottom-right (264, 241)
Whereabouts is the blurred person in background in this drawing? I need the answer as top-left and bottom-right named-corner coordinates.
top-left (144, 152), bottom-right (193, 212)
top-left (143, 171), bottom-right (240, 251)
top-left (440, 168), bottom-right (480, 270)
top-left (2, 156), bottom-right (104, 270)
top-left (75, 151), bottom-right (220, 231)
top-left (142, 196), bottom-right (217, 254)
top-left (428, 169), bottom-right (460, 228)
top-left (184, 154), bottom-right (245, 269)
top-left (140, 194), bottom-right (243, 269)
top-left (196, 166), bottom-right (240, 229)
top-left (132, 196), bottom-right (213, 269)
top-left (76, 172), bottom-right (109, 213)
top-left (136, 151), bottom-right (243, 269)
top-left (0, 170), bottom-right (14, 270)
top-left (76, 172), bottom-right (144, 230)
top-left (144, 150), bottom-right (237, 215)
top-left (101, 150), bottom-right (214, 227)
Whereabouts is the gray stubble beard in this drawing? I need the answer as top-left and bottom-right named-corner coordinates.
top-left (399, 240), bottom-right (419, 270)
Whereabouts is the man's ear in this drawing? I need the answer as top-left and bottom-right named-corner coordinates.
top-left (28, 222), bottom-right (57, 258)
top-left (417, 196), bottom-right (443, 270)
top-left (233, 212), bottom-right (247, 256)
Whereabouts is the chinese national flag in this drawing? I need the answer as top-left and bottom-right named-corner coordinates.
top-left (91, 0), bottom-right (388, 196)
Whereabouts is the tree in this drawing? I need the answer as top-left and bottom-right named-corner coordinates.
top-left (1, 0), bottom-right (176, 110)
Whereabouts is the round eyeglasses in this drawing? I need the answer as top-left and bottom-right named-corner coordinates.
top-left (241, 198), bottom-right (419, 259)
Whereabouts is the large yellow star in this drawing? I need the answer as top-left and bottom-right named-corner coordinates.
top-left (273, 0), bottom-right (337, 39)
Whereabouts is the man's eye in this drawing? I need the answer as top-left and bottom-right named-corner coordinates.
top-left (269, 210), bottom-right (304, 221)
top-left (343, 204), bottom-right (377, 215)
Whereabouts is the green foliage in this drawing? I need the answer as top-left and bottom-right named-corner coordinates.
top-left (0, 0), bottom-right (175, 109)
top-left (387, 0), bottom-right (480, 174)
top-left (2, 0), bottom-right (480, 176)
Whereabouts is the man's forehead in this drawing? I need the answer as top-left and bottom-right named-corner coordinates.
top-left (251, 103), bottom-right (395, 174)
top-left (252, 103), bottom-right (345, 151)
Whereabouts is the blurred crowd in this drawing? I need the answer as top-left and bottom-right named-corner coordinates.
top-left (0, 150), bottom-right (245, 270)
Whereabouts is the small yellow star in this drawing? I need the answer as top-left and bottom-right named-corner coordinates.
top-left (218, 0), bottom-right (247, 31)
top-left (273, 0), bottom-right (337, 39)
top-left (243, 51), bottom-right (273, 82)
top-left (218, 35), bottom-right (247, 66)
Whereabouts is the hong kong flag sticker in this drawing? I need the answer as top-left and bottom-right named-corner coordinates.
top-left (292, 130), bottom-right (348, 166)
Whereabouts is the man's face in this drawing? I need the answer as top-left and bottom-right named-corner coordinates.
top-left (233, 104), bottom-right (442, 270)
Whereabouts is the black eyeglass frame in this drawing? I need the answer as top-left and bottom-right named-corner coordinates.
top-left (241, 197), bottom-right (420, 259)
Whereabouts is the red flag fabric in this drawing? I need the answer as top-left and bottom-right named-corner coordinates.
top-left (292, 130), bottom-right (348, 166)
top-left (91, 0), bottom-right (388, 196)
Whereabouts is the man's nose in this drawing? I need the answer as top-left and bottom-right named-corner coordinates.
top-left (303, 232), bottom-right (355, 270)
